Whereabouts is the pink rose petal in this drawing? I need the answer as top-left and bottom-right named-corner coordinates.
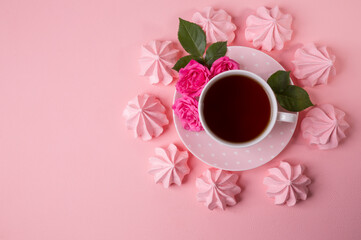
top-left (176, 60), bottom-right (211, 98)
top-left (172, 96), bottom-right (203, 132)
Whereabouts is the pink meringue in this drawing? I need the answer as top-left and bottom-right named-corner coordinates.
top-left (245, 6), bottom-right (293, 51)
top-left (196, 168), bottom-right (241, 210)
top-left (301, 104), bottom-right (349, 150)
top-left (139, 40), bottom-right (180, 85)
top-left (148, 144), bottom-right (190, 188)
top-left (192, 7), bottom-right (236, 44)
top-left (123, 94), bottom-right (169, 141)
top-left (292, 44), bottom-right (336, 87)
top-left (264, 161), bottom-right (311, 206)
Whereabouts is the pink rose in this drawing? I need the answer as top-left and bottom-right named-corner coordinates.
top-left (210, 56), bottom-right (240, 78)
top-left (176, 60), bottom-right (211, 97)
top-left (172, 96), bottom-right (203, 132)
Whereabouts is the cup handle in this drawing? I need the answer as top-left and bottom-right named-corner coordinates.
top-left (277, 112), bottom-right (297, 123)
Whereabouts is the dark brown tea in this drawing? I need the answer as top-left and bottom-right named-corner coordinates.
top-left (202, 75), bottom-right (271, 143)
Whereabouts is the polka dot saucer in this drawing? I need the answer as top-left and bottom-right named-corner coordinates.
top-left (173, 46), bottom-right (298, 171)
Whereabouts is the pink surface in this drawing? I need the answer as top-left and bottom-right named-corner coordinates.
top-left (0, 0), bottom-right (361, 240)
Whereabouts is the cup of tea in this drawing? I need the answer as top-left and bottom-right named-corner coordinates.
top-left (198, 70), bottom-right (297, 148)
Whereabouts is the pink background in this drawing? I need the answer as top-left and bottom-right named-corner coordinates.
top-left (0, 0), bottom-right (360, 239)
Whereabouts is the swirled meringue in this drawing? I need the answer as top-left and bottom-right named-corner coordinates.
top-left (148, 144), bottom-right (190, 188)
top-left (301, 104), bottom-right (349, 150)
top-left (292, 44), bottom-right (336, 87)
top-left (123, 94), bottom-right (169, 141)
top-left (192, 7), bottom-right (236, 44)
top-left (245, 6), bottom-right (292, 51)
top-left (196, 168), bottom-right (241, 210)
top-left (264, 161), bottom-right (311, 206)
top-left (139, 40), bottom-right (179, 85)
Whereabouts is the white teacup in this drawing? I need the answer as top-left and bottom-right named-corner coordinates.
top-left (198, 70), bottom-right (297, 148)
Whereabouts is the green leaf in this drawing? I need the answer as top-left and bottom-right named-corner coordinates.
top-left (267, 71), bottom-right (291, 93)
top-left (276, 85), bottom-right (314, 112)
top-left (172, 55), bottom-right (197, 71)
top-left (204, 41), bottom-right (227, 67)
top-left (178, 18), bottom-right (206, 57)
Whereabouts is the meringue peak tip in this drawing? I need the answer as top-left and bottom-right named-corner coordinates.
top-left (293, 44), bottom-right (336, 86)
top-left (264, 161), bottom-right (311, 206)
top-left (196, 168), bottom-right (241, 210)
top-left (192, 7), bottom-right (236, 44)
top-left (148, 143), bottom-right (190, 188)
top-left (301, 104), bottom-right (349, 150)
top-left (245, 6), bottom-right (293, 51)
top-left (123, 94), bottom-right (168, 141)
top-left (139, 40), bottom-right (179, 85)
